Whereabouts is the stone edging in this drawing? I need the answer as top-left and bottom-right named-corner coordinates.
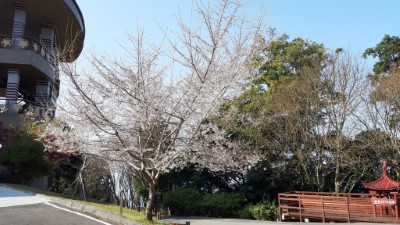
top-left (45, 197), bottom-right (142, 225)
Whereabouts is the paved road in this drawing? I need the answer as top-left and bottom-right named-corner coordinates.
top-left (0, 185), bottom-right (112, 225)
top-left (0, 203), bottom-right (111, 225)
top-left (0, 185), bottom-right (47, 208)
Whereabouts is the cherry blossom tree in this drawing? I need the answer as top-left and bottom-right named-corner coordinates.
top-left (54, 0), bottom-right (263, 220)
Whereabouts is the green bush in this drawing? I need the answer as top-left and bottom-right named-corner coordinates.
top-left (201, 192), bottom-right (243, 217)
top-left (0, 131), bottom-right (50, 184)
top-left (239, 204), bottom-right (254, 219)
top-left (162, 189), bottom-right (244, 218)
top-left (162, 188), bottom-right (201, 215)
top-left (249, 201), bottom-right (278, 221)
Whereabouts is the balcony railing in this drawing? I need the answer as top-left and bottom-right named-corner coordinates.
top-left (0, 35), bottom-right (59, 72)
top-left (0, 97), bottom-right (24, 113)
top-left (0, 96), bottom-right (54, 115)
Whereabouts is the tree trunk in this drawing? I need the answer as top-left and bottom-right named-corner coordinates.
top-left (79, 156), bottom-right (87, 201)
top-left (334, 159), bottom-right (340, 193)
top-left (145, 183), bottom-right (156, 221)
top-left (79, 172), bottom-right (86, 201)
top-left (120, 189), bottom-right (124, 216)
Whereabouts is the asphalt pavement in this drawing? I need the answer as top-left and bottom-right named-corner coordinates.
top-left (0, 203), bottom-right (110, 225)
top-left (0, 185), bottom-right (112, 225)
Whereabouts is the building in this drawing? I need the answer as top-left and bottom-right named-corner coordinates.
top-left (0, 0), bottom-right (85, 183)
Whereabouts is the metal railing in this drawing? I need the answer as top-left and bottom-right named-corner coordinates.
top-left (0, 96), bottom-right (52, 114)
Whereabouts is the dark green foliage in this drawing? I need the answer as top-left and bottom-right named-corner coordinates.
top-left (162, 188), bottom-right (244, 218)
top-left (201, 192), bottom-right (244, 217)
top-left (352, 130), bottom-right (399, 181)
top-left (159, 162), bottom-right (288, 201)
top-left (158, 162), bottom-right (297, 218)
top-left (364, 34), bottom-right (400, 74)
top-left (218, 35), bottom-right (325, 128)
top-left (249, 201), bottom-right (278, 221)
top-left (214, 35), bottom-right (327, 157)
top-left (238, 204), bottom-right (254, 219)
top-left (239, 160), bottom-right (296, 202)
top-left (82, 156), bottom-right (114, 202)
top-left (208, 35), bottom-right (389, 194)
top-left (161, 188), bottom-right (202, 215)
top-left (0, 131), bottom-right (50, 184)
top-left (251, 34), bottom-right (325, 94)
top-left (49, 154), bottom-right (84, 196)
top-left (158, 164), bottom-right (239, 194)
top-left (137, 186), bottom-right (149, 199)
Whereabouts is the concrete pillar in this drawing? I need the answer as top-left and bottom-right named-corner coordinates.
top-left (12, 3), bottom-right (26, 49)
top-left (40, 22), bottom-right (55, 61)
top-left (6, 67), bottom-right (20, 112)
top-left (35, 80), bottom-right (50, 107)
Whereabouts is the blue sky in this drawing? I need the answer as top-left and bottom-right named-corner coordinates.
top-left (76, 0), bottom-right (399, 66)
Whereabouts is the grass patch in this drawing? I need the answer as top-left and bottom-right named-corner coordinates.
top-left (82, 202), bottom-right (167, 225)
top-left (4, 184), bottom-right (167, 225)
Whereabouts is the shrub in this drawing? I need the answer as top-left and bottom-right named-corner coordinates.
top-left (162, 189), bottom-right (244, 218)
top-left (239, 204), bottom-right (254, 219)
top-left (201, 192), bottom-right (243, 217)
top-left (249, 201), bottom-right (278, 221)
top-left (0, 131), bottom-right (50, 185)
top-left (162, 188), bottom-right (201, 215)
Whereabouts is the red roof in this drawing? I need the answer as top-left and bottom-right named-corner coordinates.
top-left (363, 161), bottom-right (400, 191)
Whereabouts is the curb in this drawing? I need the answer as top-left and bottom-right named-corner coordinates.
top-left (44, 197), bottom-right (142, 225)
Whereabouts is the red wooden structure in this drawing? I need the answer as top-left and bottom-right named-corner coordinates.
top-left (363, 160), bottom-right (400, 222)
top-left (363, 161), bottom-right (400, 191)
top-left (278, 161), bottom-right (400, 223)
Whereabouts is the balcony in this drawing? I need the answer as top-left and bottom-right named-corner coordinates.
top-left (0, 34), bottom-right (58, 81)
top-left (0, 0), bottom-right (85, 61)
top-left (0, 95), bottom-right (55, 119)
